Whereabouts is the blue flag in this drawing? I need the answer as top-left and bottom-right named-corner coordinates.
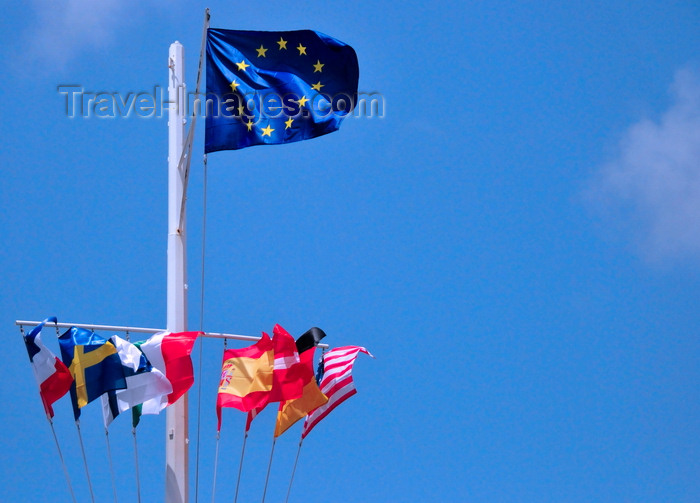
top-left (205, 28), bottom-right (359, 153)
top-left (58, 327), bottom-right (127, 420)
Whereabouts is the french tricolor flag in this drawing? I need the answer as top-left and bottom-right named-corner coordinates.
top-left (23, 317), bottom-right (73, 418)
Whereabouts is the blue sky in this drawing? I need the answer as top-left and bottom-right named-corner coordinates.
top-left (1, 1), bottom-right (700, 502)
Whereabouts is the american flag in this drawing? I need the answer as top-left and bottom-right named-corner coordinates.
top-left (301, 345), bottom-right (373, 439)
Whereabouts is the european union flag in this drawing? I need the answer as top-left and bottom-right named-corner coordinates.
top-left (205, 28), bottom-right (359, 153)
top-left (58, 327), bottom-right (127, 420)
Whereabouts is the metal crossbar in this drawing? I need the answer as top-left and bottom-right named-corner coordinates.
top-left (15, 320), bottom-right (329, 348)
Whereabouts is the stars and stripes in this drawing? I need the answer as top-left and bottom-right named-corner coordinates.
top-left (302, 346), bottom-right (373, 439)
top-left (21, 319), bottom-right (373, 442)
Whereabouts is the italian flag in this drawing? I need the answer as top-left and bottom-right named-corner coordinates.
top-left (138, 331), bottom-right (200, 407)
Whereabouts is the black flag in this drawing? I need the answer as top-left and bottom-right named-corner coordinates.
top-left (295, 327), bottom-right (326, 354)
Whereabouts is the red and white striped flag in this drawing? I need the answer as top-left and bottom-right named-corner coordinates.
top-left (301, 346), bottom-right (373, 439)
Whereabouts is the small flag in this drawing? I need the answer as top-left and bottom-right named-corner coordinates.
top-left (274, 346), bottom-right (328, 437)
top-left (205, 28), bottom-right (359, 152)
top-left (100, 335), bottom-right (173, 428)
top-left (137, 331), bottom-right (199, 405)
top-left (246, 325), bottom-right (323, 432)
top-left (267, 324), bottom-right (304, 403)
top-left (217, 333), bottom-right (274, 431)
top-left (22, 317), bottom-right (73, 418)
top-left (301, 346), bottom-right (373, 439)
top-left (295, 327), bottom-right (326, 354)
top-left (131, 331), bottom-right (199, 428)
top-left (58, 327), bottom-right (127, 420)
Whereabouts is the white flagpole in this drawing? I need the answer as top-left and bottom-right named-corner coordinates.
top-left (166, 40), bottom-right (189, 503)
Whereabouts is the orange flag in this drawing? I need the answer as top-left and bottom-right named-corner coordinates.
top-left (274, 346), bottom-right (328, 437)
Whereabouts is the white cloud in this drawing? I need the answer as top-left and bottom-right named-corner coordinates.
top-left (591, 67), bottom-right (700, 262)
top-left (26, 0), bottom-right (132, 66)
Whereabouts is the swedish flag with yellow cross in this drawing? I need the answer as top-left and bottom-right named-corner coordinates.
top-left (58, 327), bottom-right (126, 420)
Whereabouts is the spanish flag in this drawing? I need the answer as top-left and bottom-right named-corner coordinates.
top-left (274, 346), bottom-right (328, 437)
top-left (216, 333), bottom-right (274, 431)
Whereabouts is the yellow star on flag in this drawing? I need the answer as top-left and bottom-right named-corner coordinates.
top-left (256, 45), bottom-right (268, 57)
top-left (277, 37), bottom-right (288, 50)
top-left (311, 81), bottom-right (324, 91)
top-left (261, 124), bottom-right (275, 136)
top-left (285, 117), bottom-right (294, 129)
top-left (296, 95), bottom-right (309, 107)
top-left (236, 60), bottom-right (250, 71)
top-left (296, 43), bottom-right (307, 55)
top-left (313, 60), bottom-right (324, 73)
top-left (238, 104), bottom-right (247, 116)
top-left (230, 80), bottom-right (240, 92)
top-left (245, 120), bottom-right (254, 131)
